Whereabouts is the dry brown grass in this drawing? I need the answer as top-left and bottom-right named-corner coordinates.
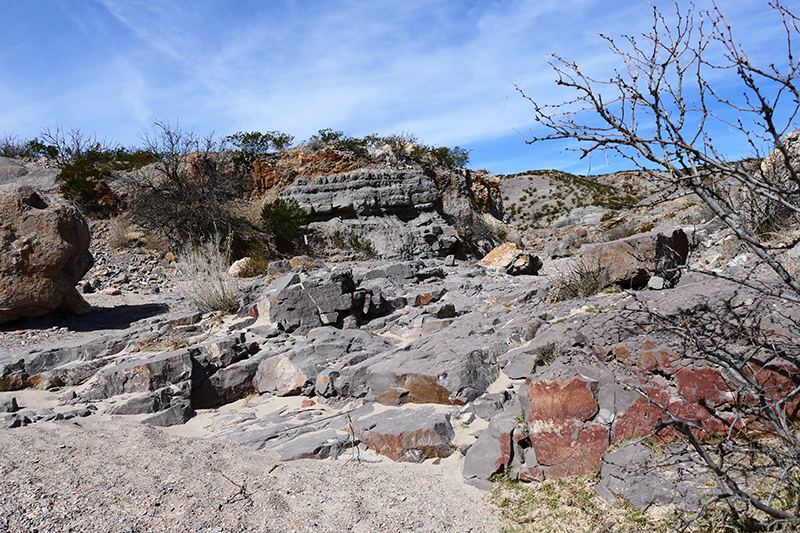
top-left (174, 233), bottom-right (240, 314)
top-left (547, 259), bottom-right (610, 303)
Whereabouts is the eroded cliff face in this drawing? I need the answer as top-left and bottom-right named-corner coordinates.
top-left (250, 144), bottom-right (507, 260)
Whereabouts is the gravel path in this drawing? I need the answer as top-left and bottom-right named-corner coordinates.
top-left (0, 417), bottom-right (501, 533)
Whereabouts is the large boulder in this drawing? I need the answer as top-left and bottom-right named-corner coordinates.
top-left (579, 228), bottom-right (688, 288)
top-left (0, 185), bottom-right (93, 324)
top-left (478, 242), bottom-right (542, 275)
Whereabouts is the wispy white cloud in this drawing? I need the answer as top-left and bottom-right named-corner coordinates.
top-left (0, 0), bottom-right (792, 172)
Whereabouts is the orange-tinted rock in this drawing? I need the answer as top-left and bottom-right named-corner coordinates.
top-left (375, 387), bottom-right (411, 406)
top-left (614, 346), bottom-right (633, 360)
top-left (395, 374), bottom-right (453, 405)
top-left (524, 377), bottom-right (598, 424)
top-left (637, 352), bottom-right (658, 372)
top-left (478, 242), bottom-right (542, 275)
top-left (253, 356), bottom-right (306, 396)
top-left (530, 422), bottom-right (609, 477)
top-left (415, 293), bottom-right (434, 307)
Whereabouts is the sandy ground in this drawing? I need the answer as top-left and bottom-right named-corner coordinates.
top-left (0, 389), bottom-right (502, 533)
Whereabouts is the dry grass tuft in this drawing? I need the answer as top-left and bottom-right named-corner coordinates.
top-left (547, 260), bottom-right (610, 303)
top-left (107, 216), bottom-right (133, 249)
top-left (175, 233), bottom-right (240, 314)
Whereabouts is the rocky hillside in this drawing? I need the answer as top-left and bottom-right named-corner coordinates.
top-left (248, 143), bottom-right (508, 260)
top-left (2, 143), bottom-right (799, 530)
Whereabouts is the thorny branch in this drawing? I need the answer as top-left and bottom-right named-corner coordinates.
top-left (520, 1), bottom-right (800, 526)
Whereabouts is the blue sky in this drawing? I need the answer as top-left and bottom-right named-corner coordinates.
top-left (0, 1), bottom-right (792, 175)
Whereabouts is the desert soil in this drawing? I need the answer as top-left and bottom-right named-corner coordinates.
top-left (0, 390), bottom-right (501, 533)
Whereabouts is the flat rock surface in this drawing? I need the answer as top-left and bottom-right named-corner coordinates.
top-left (0, 408), bottom-right (501, 533)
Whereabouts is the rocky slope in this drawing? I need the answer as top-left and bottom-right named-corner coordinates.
top-left (2, 148), bottom-right (799, 528)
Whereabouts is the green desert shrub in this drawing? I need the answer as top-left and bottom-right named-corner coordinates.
top-left (260, 196), bottom-right (310, 250)
top-left (123, 120), bottom-right (250, 246)
top-left (226, 130), bottom-right (295, 168)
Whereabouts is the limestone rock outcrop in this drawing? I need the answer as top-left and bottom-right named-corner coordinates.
top-left (285, 167), bottom-right (503, 260)
top-left (0, 185), bottom-right (93, 324)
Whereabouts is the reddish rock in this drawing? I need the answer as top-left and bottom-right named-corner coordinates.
top-left (676, 367), bottom-right (730, 405)
top-left (658, 350), bottom-right (677, 370)
top-left (613, 387), bottom-right (671, 443)
top-left (523, 377), bottom-right (598, 424)
top-left (301, 398), bottom-right (315, 408)
top-left (530, 422), bottom-right (609, 477)
top-left (637, 352), bottom-right (658, 372)
top-left (253, 356), bottom-right (307, 396)
top-left (754, 365), bottom-right (800, 421)
top-left (516, 467), bottom-right (544, 483)
top-left (669, 400), bottom-right (727, 437)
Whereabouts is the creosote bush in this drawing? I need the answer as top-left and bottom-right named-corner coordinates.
top-left (305, 128), bottom-right (471, 168)
top-left (0, 134), bottom-right (58, 158)
top-left (260, 196), bottom-right (310, 251)
top-left (175, 233), bottom-right (239, 314)
top-left (226, 130), bottom-right (295, 168)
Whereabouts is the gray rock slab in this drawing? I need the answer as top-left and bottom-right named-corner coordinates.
top-left (141, 398), bottom-right (193, 427)
top-left (462, 408), bottom-right (518, 481)
top-left (0, 397), bottom-right (19, 413)
top-left (275, 429), bottom-right (355, 461)
top-left (353, 405), bottom-right (455, 461)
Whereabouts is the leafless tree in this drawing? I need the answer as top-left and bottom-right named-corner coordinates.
top-left (39, 125), bottom-right (118, 166)
top-left (518, 1), bottom-right (800, 302)
top-left (519, 2), bottom-right (800, 528)
top-left (123, 120), bottom-right (248, 246)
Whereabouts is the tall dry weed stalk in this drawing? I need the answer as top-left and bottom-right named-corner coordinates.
top-left (175, 233), bottom-right (240, 314)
